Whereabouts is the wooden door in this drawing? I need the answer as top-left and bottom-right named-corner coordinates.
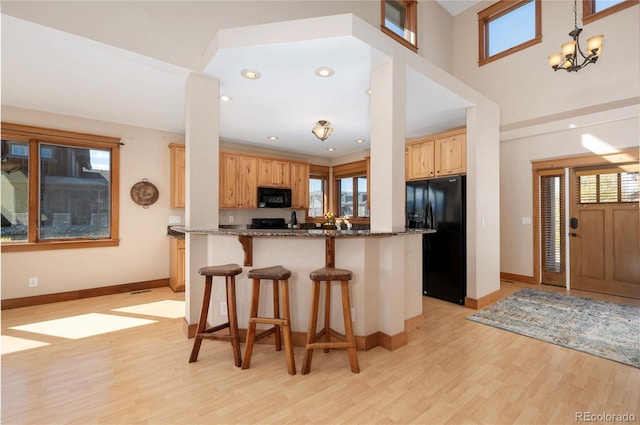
top-left (569, 166), bottom-right (639, 299)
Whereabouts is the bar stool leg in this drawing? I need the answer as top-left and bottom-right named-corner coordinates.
top-left (189, 276), bottom-right (212, 363)
top-left (242, 278), bottom-right (260, 370)
top-left (323, 281), bottom-right (331, 353)
top-left (226, 275), bottom-right (242, 367)
top-left (281, 278), bottom-right (296, 375)
top-left (341, 280), bottom-right (360, 373)
top-left (302, 280), bottom-right (321, 374)
top-left (272, 279), bottom-right (282, 351)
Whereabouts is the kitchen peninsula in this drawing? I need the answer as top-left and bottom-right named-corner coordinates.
top-left (175, 226), bottom-right (431, 351)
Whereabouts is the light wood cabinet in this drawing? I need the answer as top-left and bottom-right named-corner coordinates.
top-left (435, 133), bottom-right (466, 177)
top-left (169, 237), bottom-right (185, 292)
top-left (169, 143), bottom-right (185, 208)
top-left (220, 152), bottom-right (257, 209)
top-left (406, 128), bottom-right (466, 180)
top-left (290, 162), bottom-right (309, 209)
top-left (406, 139), bottom-right (435, 180)
top-left (258, 158), bottom-right (291, 188)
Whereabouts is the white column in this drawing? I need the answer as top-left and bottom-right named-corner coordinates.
top-left (184, 72), bottom-right (220, 326)
top-left (369, 58), bottom-right (407, 336)
top-left (465, 103), bottom-right (501, 300)
top-left (369, 59), bottom-right (406, 233)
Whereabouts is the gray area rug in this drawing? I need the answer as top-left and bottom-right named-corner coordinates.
top-left (468, 288), bottom-right (640, 368)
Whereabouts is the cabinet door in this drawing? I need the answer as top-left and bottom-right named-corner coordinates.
top-left (239, 156), bottom-right (257, 208)
top-left (435, 134), bottom-right (466, 176)
top-left (290, 162), bottom-right (309, 209)
top-left (407, 140), bottom-right (435, 180)
top-left (258, 158), bottom-right (290, 187)
top-left (220, 153), bottom-right (241, 208)
top-left (169, 237), bottom-right (185, 292)
top-left (169, 144), bottom-right (185, 208)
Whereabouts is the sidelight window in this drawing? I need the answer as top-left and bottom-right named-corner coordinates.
top-left (540, 170), bottom-right (565, 284)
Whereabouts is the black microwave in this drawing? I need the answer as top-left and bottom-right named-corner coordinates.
top-left (257, 187), bottom-right (292, 208)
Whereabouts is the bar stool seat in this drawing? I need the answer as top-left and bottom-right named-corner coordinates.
top-left (189, 264), bottom-right (243, 367)
top-left (302, 266), bottom-right (360, 374)
top-left (242, 265), bottom-right (296, 375)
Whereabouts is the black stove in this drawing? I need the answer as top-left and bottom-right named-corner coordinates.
top-left (251, 218), bottom-right (288, 229)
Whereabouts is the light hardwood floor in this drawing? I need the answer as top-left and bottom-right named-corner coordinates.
top-left (2, 282), bottom-right (639, 424)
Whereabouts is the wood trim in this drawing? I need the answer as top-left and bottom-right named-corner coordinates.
top-left (332, 159), bottom-right (367, 177)
top-left (500, 272), bottom-right (534, 284)
top-left (531, 148), bottom-right (639, 171)
top-left (406, 126), bottom-right (466, 145)
top-left (1, 122), bottom-right (121, 146)
top-left (1, 278), bottom-right (169, 310)
top-left (464, 289), bottom-right (502, 309)
top-left (376, 331), bottom-right (408, 351)
top-left (2, 239), bottom-right (120, 253)
top-left (238, 235), bottom-right (253, 266)
top-left (583, 0), bottom-right (639, 25)
top-left (183, 319), bottom-right (198, 339)
top-left (405, 313), bottom-right (426, 332)
top-left (532, 168), bottom-right (541, 285)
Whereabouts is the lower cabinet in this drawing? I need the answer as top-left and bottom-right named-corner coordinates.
top-left (169, 237), bottom-right (185, 292)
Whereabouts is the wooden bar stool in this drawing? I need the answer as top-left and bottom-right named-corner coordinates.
top-left (189, 264), bottom-right (243, 367)
top-left (242, 265), bottom-right (296, 375)
top-left (301, 267), bottom-right (360, 374)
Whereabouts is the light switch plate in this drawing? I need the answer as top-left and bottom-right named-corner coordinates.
top-left (169, 216), bottom-right (181, 224)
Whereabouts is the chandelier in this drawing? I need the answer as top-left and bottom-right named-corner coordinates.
top-left (548, 0), bottom-right (604, 72)
top-left (311, 120), bottom-right (334, 142)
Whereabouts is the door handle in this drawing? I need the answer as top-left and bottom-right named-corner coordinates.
top-left (570, 232), bottom-right (578, 237)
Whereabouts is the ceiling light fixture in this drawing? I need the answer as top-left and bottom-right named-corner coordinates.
top-left (220, 95), bottom-right (231, 101)
top-left (548, 0), bottom-right (604, 72)
top-left (355, 139), bottom-right (365, 144)
top-left (311, 120), bottom-right (334, 142)
top-left (315, 67), bottom-right (334, 77)
top-left (327, 147), bottom-right (336, 152)
top-left (241, 69), bottom-right (261, 79)
top-left (267, 136), bottom-right (278, 141)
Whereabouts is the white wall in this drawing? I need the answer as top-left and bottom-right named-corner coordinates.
top-left (452, 1), bottom-right (640, 127)
top-left (1, 106), bottom-right (185, 299)
top-left (1, 1), bottom-right (456, 74)
top-left (450, 1), bottom-right (640, 280)
top-left (500, 116), bottom-right (639, 277)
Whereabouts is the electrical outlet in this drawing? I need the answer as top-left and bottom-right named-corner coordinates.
top-left (228, 215), bottom-right (234, 223)
top-left (28, 277), bottom-right (38, 288)
top-left (169, 215), bottom-right (181, 224)
top-left (220, 302), bottom-right (227, 315)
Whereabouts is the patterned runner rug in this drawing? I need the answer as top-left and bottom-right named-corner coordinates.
top-left (467, 288), bottom-right (640, 368)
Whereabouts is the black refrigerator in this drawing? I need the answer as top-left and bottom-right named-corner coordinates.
top-left (406, 176), bottom-right (466, 305)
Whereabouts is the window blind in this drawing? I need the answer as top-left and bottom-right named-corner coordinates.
top-left (540, 173), bottom-right (564, 274)
top-left (577, 165), bottom-right (639, 204)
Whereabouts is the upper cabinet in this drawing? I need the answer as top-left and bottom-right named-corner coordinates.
top-left (290, 162), bottom-right (309, 210)
top-left (220, 152), bottom-right (258, 209)
top-left (169, 143), bottom-right (185, 208)
top-left (406, 128), bottom-right (466, 180)
top-left (258, 158), bottom-right (291, 188)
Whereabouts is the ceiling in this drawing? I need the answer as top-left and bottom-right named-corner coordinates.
top-left (1, 10), bottom-right (472, 158)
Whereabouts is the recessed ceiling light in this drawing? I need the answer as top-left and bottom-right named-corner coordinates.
top-left (267, 136), bottom-right (278, 141)
top-left (355, 139), bottom-right (365, 143)
top-left (241, 69), bottom-right (261, 80)
top-left (220, 95), bottom-right (231, 101)
top-left (365, 88), bottom-right (372, 95)
top-left (327, 147), bottom-right (336, 152)
top-left (315, 67), bottom-right (335, 77)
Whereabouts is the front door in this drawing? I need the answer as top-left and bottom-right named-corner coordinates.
top-left (569, 165), bottom-right (640, 299)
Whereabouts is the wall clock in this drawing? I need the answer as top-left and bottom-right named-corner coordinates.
top-left (130, 179), bottom-right (159, 208)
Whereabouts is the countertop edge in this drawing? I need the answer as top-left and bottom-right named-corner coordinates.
top-left (169, 225), bottom-right (434, 238)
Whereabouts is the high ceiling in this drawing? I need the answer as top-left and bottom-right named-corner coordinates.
top-left (1, 8), bottom-right (472, 158)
